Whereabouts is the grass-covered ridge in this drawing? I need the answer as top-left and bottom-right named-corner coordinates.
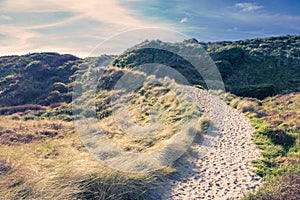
top-left (112, 35), bottom-right (300, 99)
top-left (0, 35), bottom-right (299, 199)
top-left (0, 63), bottom-right (202, 198)
top-left (0, 35), bottom-right (299, 107)
top-left (74, 66), bottom-right (201, 154)
top-left (0, 53), bottom-right (115, 107)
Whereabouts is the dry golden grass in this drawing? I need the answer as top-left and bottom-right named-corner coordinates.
top-left (0, 66), bottom-right (203, 199)
top-left (0, 117), bottom-right (166, 199)
top-left (0, 107), bottom-right (205, 199)
top-left (96, 76), bottom-right (200, 153)
top-left (0, 116), bottom-right (73, 145)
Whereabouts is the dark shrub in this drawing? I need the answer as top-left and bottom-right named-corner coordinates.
top-left (0, 104), bottom-right (46, 115)
top-left (36, 130), bottom-right (58, 137)
top-left (112, 48), bottom-right (207, 87)
top-left (215, 60), bottom-right (232, 79)
top-left (38, 91), bottom-right (72, 106)
top-left (232, 84), bottom-right (275, 99)
top-left (54, 82), bottom-right (68, 93)
top-left (262, 129), bottom-right (296, 149)
top-left (210, 46), bottom-right (246, 65)
top-left (97, 68), bottom-right (124, 91)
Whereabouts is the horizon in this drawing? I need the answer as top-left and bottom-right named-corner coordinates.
top-left (0, 33), bottom-right (298, 59)
top-left (1, 0), bottom-right (299, 57)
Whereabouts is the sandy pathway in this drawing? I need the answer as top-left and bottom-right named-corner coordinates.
top-left (153, 87), bottom-right (263, 200)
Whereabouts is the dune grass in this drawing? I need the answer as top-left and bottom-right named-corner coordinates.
top-left (0, 117), bottom-right (171, 199)
top-left (0, 67), bottom-right (203, 199)
top-left (73, 66), bottom-right (201, 154)
top-left (0, 109), bottom-right (208, 200)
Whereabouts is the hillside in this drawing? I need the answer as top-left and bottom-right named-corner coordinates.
top-left (0, 35), bottom-right (299, 108)
top-left (0, 35), bottom-right (299, 199)
top-left (0, 53), bottom-right (115, 107)
top-left (112, 35), bottom-right (300, 99)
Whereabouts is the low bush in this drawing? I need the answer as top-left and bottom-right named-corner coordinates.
top-left (197, 114), bottom-right (211, 134)
top-left (230, 97), bottom-right (241, 108)
top-left (237, 100), bottom-right (258, 113)
top-left (0, 160), bottom-right (11, 177)
top-left (232, 84), bottom-right (275, 99)
top-left (262, 129), bottom-right (296, 150)
top-left (0, 104), bottom-right (46, 115)
top-left (244, 172), bottom-right (300, 200)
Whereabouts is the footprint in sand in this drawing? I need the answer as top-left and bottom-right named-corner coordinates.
top-left (153, 86), bottom-right (263, 200)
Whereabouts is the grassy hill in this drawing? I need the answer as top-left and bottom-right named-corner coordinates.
top-left (112, 35), bottom-right (300, 99)
top-left (0, 53), bottom-right (115, 107)
top-left (0, 53), bottom-right (79, 106)
top-left (0, 35), bottom-right (299, 108)
top-left (0, 35), bottom-right (299, 199)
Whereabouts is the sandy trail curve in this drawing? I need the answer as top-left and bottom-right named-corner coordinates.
top-left (153, 87), bottom-right (263, 200)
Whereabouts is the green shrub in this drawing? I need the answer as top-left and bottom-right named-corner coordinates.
top-left (232, 84), bottom-right (275, 99)
top-left (230, 98), bottom-right (241, 108)
top-left (237, 100), bottom-right (258, 113)
top-left (262, 129), bottom-right (296, 150)
top-left (215, 60), bottom-right (232, 79)
top-left (210, 46), bottom-right (246, 65)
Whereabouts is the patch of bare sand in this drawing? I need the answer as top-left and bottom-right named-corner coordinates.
top-left (153, 87), bottom-right (263, 200)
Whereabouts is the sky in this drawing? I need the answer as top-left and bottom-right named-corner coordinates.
top-left (0, 0), bottom-right (299, 57)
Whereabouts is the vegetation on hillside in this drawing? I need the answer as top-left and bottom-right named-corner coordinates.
top-left (219, 91), bottom-right (300, 199)
top-left (73, 66), bottom-right (201, 155)
top-left (0, 53), bottom-right (79, 106)
top-left (112, 35), bottom-right (300, 99)
top-left (0, 63), bottom-right (202, 199)
top-left (0, 35), bottom-right (298, 107)
top-left (0, 117), bottom-right (165, 199)
top-left (0, 53), bottom-right (115, 107)
top-left (0, 35), bottom-right (299, 199)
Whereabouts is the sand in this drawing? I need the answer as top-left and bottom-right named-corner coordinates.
top-left (152, 87), bottom-right (264, 200)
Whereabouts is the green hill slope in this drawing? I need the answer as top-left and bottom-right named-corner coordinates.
top-left (0, 35), bottom-right (299, 199)
top-left (0, 35), bottom-right (299, 107)
top-left (0, 53), bottom-right (80, 106)
top-left (112, 35), bottom-right (300, 99)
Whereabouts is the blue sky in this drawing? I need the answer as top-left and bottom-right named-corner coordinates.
top-left (0, 0), bottom-right (299, 57)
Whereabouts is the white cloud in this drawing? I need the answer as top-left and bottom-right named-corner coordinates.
top-left (226, 27), bottom-right (238, 32)
top-left (229, 11), bottom-right (300, 26)
top-left (0, 15), bottom-right (13, 20)
top-left (0, 25), bottom-right (40, 55)
top-left (1, 0), bottom-right (158, 28)
top-left (180, 17), bottom-right (188, 23)
top-left (0, 0), bottom-right (178, 57)
top-left (228, 2), bottom-right (299, 29)
top-left (235, 2), bottom-right (263, 12)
